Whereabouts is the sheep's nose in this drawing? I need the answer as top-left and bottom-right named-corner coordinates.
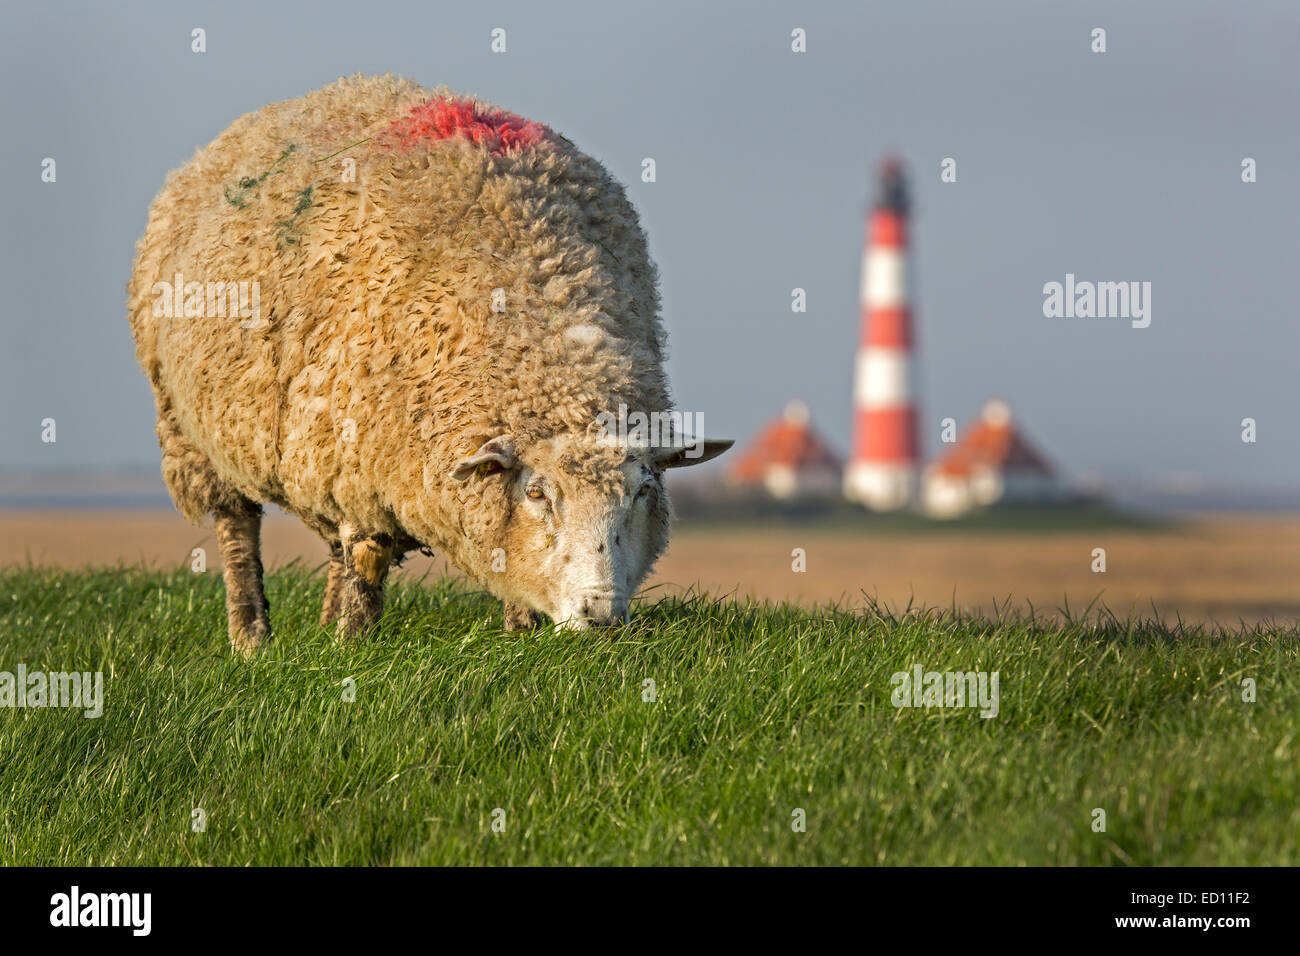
top-left (579, 593), bottom-right (628, 627)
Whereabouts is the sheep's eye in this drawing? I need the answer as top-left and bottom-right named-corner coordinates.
top-left (635, 485), bottom-right (650, 499)
top-left (526, 486), bottom-right (546, 501)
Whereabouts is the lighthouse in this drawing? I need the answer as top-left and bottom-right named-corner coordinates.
top-left (844, 157), bottom-right (920, 511)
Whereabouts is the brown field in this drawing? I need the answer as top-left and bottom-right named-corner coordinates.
top-left (2, 510), bottom-right (1298, 626)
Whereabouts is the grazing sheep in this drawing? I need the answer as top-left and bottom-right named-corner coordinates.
top-left (127, 74), bottom-right (730, 655)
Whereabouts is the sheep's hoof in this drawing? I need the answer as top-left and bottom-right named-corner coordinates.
top-left (504, 603), bottom-right (541, 631)
top-left (334, 616), bottom-right (375, 644)
top-left (230, 617), bottom-right (271, 658)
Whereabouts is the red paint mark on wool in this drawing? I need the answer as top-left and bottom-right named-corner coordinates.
top-left (378, 96), bottom-right (551, 156)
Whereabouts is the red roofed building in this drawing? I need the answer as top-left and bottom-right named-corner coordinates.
top-left (728, 401), bottom-right (842, 500)
top-left (922, 399), bottom-right (1063, 517)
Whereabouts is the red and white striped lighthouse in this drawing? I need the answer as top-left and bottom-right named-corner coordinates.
top-left (844, 157), bottom-right (919, 511)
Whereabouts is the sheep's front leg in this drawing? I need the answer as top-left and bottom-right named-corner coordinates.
top-left (337, 529), bottom-right (394, 640)
top-left (214, 499), bottom-right (270, 657)
top-left (320, 542), bottom-right (346, 627)
top-left (504, 602), bottom-right (541, 631)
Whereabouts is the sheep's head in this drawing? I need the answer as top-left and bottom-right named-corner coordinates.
top-left (450, 432), bottom-right (731, 628)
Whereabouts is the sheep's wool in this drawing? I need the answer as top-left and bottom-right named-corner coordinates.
top-left (127, 74), bottom-right (672, 591)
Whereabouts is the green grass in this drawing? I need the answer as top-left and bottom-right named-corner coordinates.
top-left (1, 565), bottom-right (1297, 865)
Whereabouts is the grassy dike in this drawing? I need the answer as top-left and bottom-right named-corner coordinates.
top-left (1, 566), bottom-right (1297, 865)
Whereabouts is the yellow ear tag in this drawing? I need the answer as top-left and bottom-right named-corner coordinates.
top-left (476, 461), bottom-right (502, 479)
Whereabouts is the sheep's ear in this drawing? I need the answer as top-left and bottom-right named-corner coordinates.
top-left (652, 439), bottom-right (733, 469)
top-left (450, 436), bottom-right (518, 481)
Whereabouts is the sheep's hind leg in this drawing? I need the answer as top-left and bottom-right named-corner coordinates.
top-left (214, 498), bottom-right (271, 657)
top-left (337, 529), bottom-right (394, 640)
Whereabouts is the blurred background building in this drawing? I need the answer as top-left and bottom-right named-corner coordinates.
top-left (921, 398), bottom-right (1064, 517)
top-left (725, 158), bottom-right (1073, 519)
top-left (726, 400), bottom-right (842, 500)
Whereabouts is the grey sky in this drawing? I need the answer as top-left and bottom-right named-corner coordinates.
top-left (2, 0), bottom-right (1297, 494)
